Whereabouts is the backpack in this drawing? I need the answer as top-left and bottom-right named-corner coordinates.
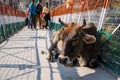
top-left (36, 4), bottom-right (42, 14)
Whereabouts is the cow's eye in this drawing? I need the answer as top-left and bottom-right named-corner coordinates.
top-left (72, 37), bottom-right (79, 47)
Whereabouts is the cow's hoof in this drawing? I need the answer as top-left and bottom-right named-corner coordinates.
top-left (79, 61), bottom-right (87, 67)
top-left (89, 59), bottom-right (98, 68)
top-left (79, 58), bottom-right (87, 67)
top-left (45, 54), bottom-right (55, 62)
top-left (80, 64), bottom-right (86, 67)
top-left (48, 55), bottom-right (56, 62)
top-left (41, 50), bottom-right (56, 62)
top-left (41, 50), bottom-right (52, 61)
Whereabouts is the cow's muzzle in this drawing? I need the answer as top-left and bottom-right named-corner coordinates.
top-left (59, 57), bottom-right (68, 64)
top-left (58, 55), bottom-right (73, 66)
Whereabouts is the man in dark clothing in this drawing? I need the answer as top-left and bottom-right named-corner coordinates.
top-left (29, 0), bottom-right (36, 29)
top-left (35, 1), bottom-right (43, 29)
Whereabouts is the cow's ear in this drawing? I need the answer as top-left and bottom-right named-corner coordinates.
top-left (82, 19), bottom-right (86, 27)
top-left (59, 18), bottom-right (67, 27)
top-left (83, 34), bottom-right (96, 44)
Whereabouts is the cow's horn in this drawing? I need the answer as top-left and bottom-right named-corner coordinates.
top-left (59, 18), bottom-right (67, 27)
top-left (82, 19), bottom-right (86, 27)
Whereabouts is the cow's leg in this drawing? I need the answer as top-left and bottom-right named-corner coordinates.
top-left (44, 36), bottom-right (60, 62)
top-left (79, 56), bottom-right (87, 67)
top-left (54, 48), bottom-right (60, 59)
top-left (88, 58), bottom-right (98, 68)
top-left (45, 43), bottom-right (57, 61)
top-left (79, 55), bottom-right (98, 68)
top-left (88, 50), bottom-right (99, 68)
top-left (43, 29), bottom-right (63, 62)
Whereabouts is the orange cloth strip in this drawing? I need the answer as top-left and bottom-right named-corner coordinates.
top-left (50, 0), bottom-right (110, 17)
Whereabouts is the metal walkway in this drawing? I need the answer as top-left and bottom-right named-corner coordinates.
top-left (0, 27), bottom-right (117, 80)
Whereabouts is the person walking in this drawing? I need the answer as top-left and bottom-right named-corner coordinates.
top-left (35, 1), bottom-right (43, 29)
top-left (43, 2), bottom-right (50, 29)
top-left (26, 7), bottom-right (30, 28)
top-left (29, 0), bottom-right (36, 29)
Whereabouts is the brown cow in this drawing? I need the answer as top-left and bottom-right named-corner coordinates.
top-left (42, 18), bottom-right (100, 68)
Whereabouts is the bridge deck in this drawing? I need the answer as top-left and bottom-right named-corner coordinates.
top-left (0, 27), bottom-right (117, 80)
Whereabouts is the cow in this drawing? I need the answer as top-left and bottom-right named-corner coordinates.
top-left (42, 18), bottom-right (100, 68)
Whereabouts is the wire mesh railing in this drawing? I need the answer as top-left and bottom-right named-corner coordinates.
top-left (0, 1), bottom-right (26, 43)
